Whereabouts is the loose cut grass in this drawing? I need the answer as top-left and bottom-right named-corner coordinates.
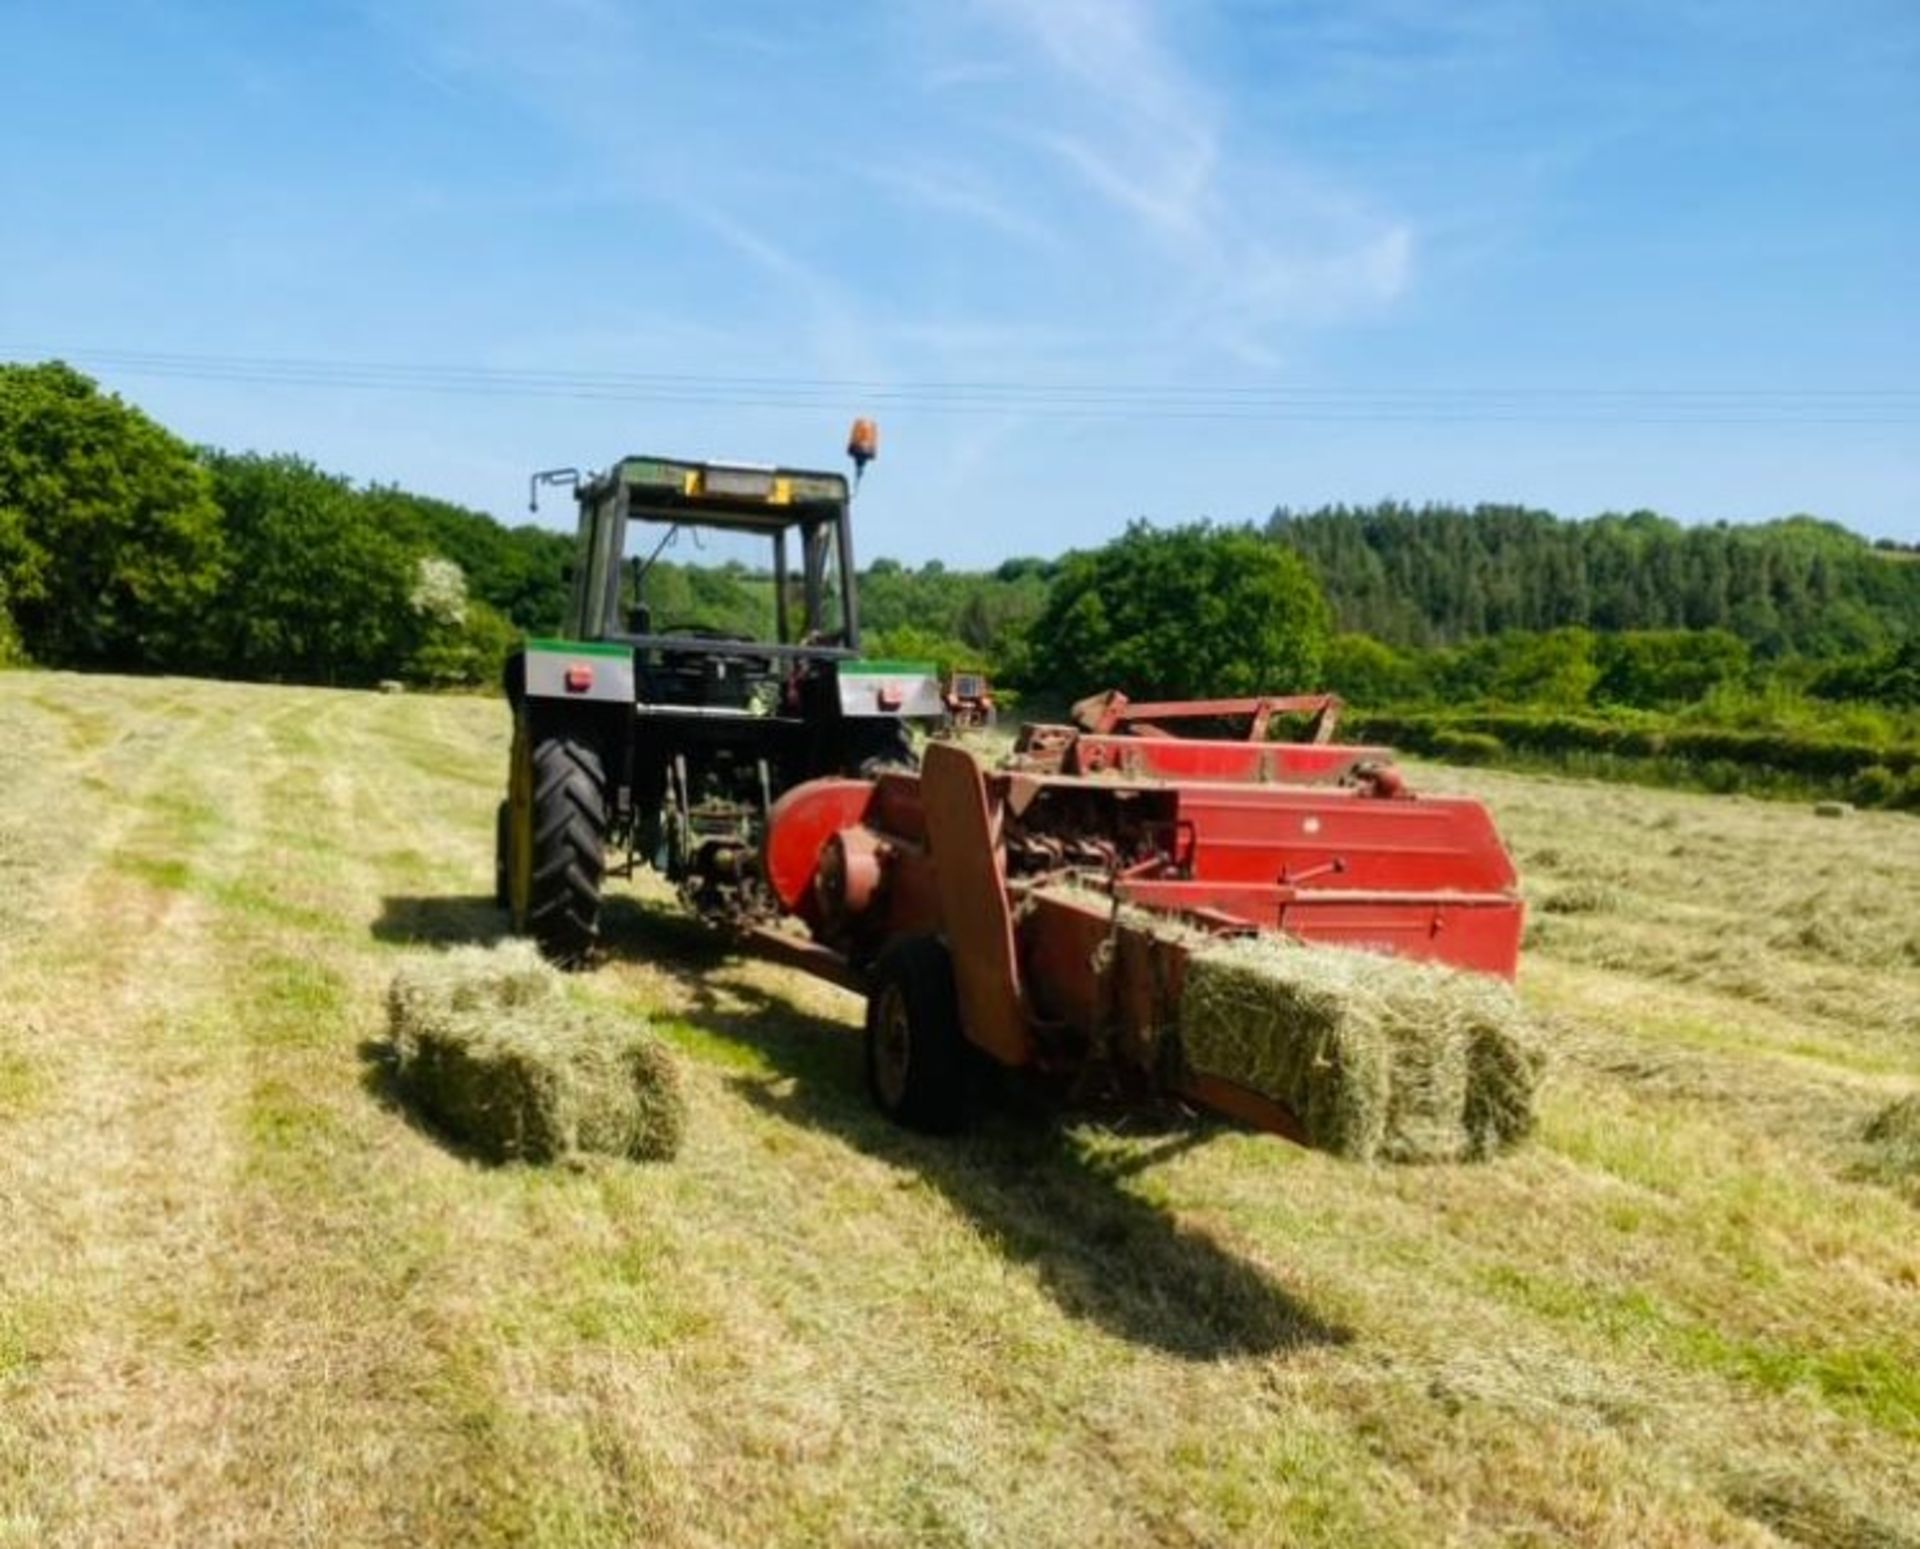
top-left (1177, 935), bottom-right (1541, 1162)
top-left (4, 674), bottom-right (1920, 1549)
top-left (1857, 1094), bottom-right (1920, 1198)
top-left (387, 942), bottom-right (685, 1164)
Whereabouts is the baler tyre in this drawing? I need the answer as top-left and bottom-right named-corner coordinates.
top-left (510, 729), bottom-right (608, 967)
top-left (865, 935), bottom-right (977, 1134)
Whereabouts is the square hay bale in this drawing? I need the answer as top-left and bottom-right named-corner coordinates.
top-left (387, 942), bottom-right (685, 1164)
top-left (388, 940), bottom-right (557, 1027)
top-left (1178, 944), bottom-right (1396, 1159)
top-left (1176, 935), bottom-right (1541, 1164)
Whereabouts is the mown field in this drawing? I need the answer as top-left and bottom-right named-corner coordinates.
top-left (1, 672), bottom-right (1916, 1548)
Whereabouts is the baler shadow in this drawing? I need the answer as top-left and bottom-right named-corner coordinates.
top-left (744, 1074), bottom-right (1343, 1361)
top-left (604, 916), bottom-right (1343, 1362)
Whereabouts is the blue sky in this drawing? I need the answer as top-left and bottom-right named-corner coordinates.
top-left (2, 0), bottom-right (1915, 561)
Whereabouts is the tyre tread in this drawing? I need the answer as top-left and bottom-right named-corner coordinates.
top-left (524, 734), bottom-right (607, 965)
top-left (865, 935), bottom-right (976, 1133)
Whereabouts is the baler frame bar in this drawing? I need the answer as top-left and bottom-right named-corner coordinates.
top-left (1076, 690), bottom-right (1345, 743)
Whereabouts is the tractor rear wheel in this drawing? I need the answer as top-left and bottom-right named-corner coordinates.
top-left (864, 935), bottom-right (977, 1133)
top-left (843, 718), bottom-right (917, 777)
top-left (507, 716), bottom-right (608, 966)
top-left (493, 800), bottom-right (510, 907)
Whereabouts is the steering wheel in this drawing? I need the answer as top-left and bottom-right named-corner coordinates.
top-left (657, 622), bottom-right (757, 643)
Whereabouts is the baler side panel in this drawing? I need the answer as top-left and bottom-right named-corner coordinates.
top-left (919, 744), bottom-right (1032, 1067)
top-left (1174, 788), bottom-right (1520, 893)
top-left (1115, 878), bottom-right (1522, 978)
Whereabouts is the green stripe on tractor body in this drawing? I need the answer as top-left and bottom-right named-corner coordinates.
top-left (524, 637), bottom-right (635, 660)
top-left (842, 659), bottom-right (938, 677)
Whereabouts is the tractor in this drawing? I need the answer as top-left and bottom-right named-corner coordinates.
top-left (497, 434), bottom-right (942, 963)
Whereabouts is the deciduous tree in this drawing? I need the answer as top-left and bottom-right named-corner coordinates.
top-left (1026, 522), bottom-right (1331, 699)
top-left (0, 362), bottom-right (224, 667)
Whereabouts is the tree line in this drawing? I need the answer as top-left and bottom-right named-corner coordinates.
top-left (4, 361), bottom-right (1915, 759)
top-left (0, 362), bottom-right (542, 684)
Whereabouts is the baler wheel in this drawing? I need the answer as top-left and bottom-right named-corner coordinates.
top-left (864, 935), bottom-right (975, 1134)
top-left (508, 722), bottom-right (608, 967)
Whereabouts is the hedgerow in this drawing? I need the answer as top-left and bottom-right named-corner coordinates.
top-left (1349, 709), bottom-right (1920, 808)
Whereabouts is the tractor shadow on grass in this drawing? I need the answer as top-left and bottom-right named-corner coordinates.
top-left (371, 892), bottom-right (511, 949)
top-left (371, 891), bottom-right (739, 971)
top-left (604, 897), bottom-right (1348, 1363)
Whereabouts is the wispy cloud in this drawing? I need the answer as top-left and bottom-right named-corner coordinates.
top-left (920, 58), bottom-right (1018, 93)
top-left (971, 0), bottom-right (1217, 244)
top-left (363, 0), bottom-right (1413, 383)
top-left (854, 156), bottom-right (1064, 254)
top-left (362, 0), bottom-right (889, 376)
top-left (957, 0), bottom-right (1413, 345)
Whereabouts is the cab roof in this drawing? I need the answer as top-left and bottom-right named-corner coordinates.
top-left (582, 454), bottom-right (850, 531)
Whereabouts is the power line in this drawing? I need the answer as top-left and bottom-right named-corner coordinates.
top-left (7, 344), bottom-right (1917, 425)
top-left (21, 344), bottom-right (1920, 398)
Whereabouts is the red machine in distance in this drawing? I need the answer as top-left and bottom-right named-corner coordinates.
top-left (744, 691), bottom-right (1525, 1138)
top-left (941, 671), bottom-right (997, 732)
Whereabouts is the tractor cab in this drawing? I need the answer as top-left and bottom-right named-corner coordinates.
top-left (563, 456), bottom-right (860, 697)
top-left (546, 455), bottom-right (937, 722)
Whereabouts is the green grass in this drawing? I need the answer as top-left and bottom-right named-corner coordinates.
top-left (0, 671), bottom-right (1916, 1546)
top-left (0, 1052), bottom-right (39, 1116)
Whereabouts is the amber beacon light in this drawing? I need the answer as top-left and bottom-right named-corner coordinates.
top-left (846, 417), bottom-right (879, 486)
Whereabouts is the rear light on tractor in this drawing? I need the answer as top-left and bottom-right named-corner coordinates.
top-left (877, 683), bottom-right (903, 711)
top-left (564, 664), bottom-right (594, 693)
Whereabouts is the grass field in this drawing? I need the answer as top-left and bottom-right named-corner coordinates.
top-left (1, 671), bottom-right (1916, 1548)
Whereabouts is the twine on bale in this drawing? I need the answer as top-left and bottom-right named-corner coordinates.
top-left (1175, 934), bottom-right (1541, 1163)
top-left (386, 942), bottom-right (685, 1164)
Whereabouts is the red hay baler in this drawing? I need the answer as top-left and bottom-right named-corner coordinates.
top-left (735, 692), bottom-right (1525, 1140)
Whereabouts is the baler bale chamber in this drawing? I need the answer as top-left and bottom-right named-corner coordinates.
top-left (748, 692), bottom-right (1533, 1156)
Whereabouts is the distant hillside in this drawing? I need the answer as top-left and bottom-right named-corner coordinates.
top-left (1267, 504), bottom-right (1920, 655)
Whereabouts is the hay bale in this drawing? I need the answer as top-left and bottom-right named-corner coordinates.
top-left (1179, 944), bottom-right (1394, 1158)
top-left (1176, 935), bottom-right (1540, 1163)
top-left (1813, 801), bottom-right (1852, 819)
top-left (388, 940), bottom-right (557, 1026)
top-left (387, 943), bottom-right (685, 1163)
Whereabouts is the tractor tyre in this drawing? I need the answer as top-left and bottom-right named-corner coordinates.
top-left (864, 935), bottom-right (978, 1134)
top-left (508, 722), bottom-right (608, 967)
top-left (845, 719), bottom-right (917, 778)
top-left (493, 800), bottom-right (510, 907)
